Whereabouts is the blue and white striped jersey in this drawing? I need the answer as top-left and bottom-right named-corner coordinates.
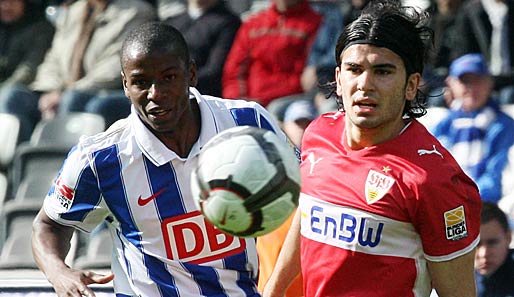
top-left (44, 88), bottom-right (287, 297)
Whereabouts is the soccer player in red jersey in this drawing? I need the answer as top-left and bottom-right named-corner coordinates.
top-left (263, 1), bottom-right (482, 296)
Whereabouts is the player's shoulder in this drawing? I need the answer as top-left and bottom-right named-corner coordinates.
top-left (399, 120), bottom-right (466, 179)
top-left (201, 95), bottom-right (270, 117)
top-left (77, 117), bottom-right (131, 154)
top-left (304, 111), bottom-right (344, 138)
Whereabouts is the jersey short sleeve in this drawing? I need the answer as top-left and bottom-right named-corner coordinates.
top-left (413, 158), bottom-right (482, 261)
top-left (44, 141), bottom-right (110, 232)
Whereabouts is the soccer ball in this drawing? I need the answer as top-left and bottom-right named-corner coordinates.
top-left (191, 126), bottom-right (300, 237)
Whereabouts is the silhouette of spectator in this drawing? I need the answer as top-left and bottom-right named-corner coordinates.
top-left (222, 0), bottom-right (321, 107)
top-left (422, 0), bottom-right (463, 103)
top-left (164, 0), bottom-right (241, 97)
top-left (432, 54), bottom-right (514, 203)
top-left (475, 201), bottom-right (514, 297)
top-left (0, 0), bottom-right (54, 88)
top-left (341, 0), bottom-right (370, 27)
top-left (300, 0), bottom-right (343, 94)
top-left (452, 0), bottom-right (514, 104)
top-left (0, 0), bottom-right (156, 142)
top-left (425, 0), bottom-right (462, 73)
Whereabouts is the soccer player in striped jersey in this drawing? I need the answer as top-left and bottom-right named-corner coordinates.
top-left (32, 22), bottom-right (288, 297)
top-left (263, 1), bottom-right (482, 296)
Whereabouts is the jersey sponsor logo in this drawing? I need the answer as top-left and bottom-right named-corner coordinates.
top-left (306, 152), bottom-right (323, 175)
top-left (301, 203), bottom-right (384, 249)
top-left (55, 178), bottom-right (75, 210)
top-left (161, 211), bottom-right (246, 264)
top-left (300, 195), bottom-right (424, 258)
top-left (365, 170), bottom-right (395, 204)
top-left (417, 145), bottom-right (443, 158)
top-left (137, 187), bottom-right (167, 206)
top-left (444, 205), bottom-right (468, 241)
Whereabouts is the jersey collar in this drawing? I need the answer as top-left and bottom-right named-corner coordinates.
top-left (131, 87), bottom-right (218, 166)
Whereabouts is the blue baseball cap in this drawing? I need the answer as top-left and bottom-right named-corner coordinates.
top-left (449, 53), bottom-right (489, 78)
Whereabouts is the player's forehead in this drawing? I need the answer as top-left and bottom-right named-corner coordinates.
top-left (341, 44), bottom-right (404, 69)
top-left (123, 46), bottom-right (187, 73)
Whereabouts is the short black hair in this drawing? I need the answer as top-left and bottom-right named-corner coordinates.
top-left (482, 201), bottom-right (510, 233)
top-left (120, 21), bottom-right (190, 71)
top-left (328, 0), bottom-right (434, 118)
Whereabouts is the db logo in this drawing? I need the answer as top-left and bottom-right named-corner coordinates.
top-left (161, 211), bottom-right (246, 264)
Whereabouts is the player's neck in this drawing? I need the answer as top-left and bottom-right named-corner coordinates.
top-left (345, 118), bottom-right (408, 149)
top-left (159, 100), bottom-right (201, 158)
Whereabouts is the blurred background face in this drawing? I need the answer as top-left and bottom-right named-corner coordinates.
top-left (475, 220), bottom-right (511, 276)
top-left (436, 0), bottom-right (462, 14)
top-left (273, 0), bottom-right (302, 11)
top-left (446, 73), bottom-right (492, 112)
top-left (0, 0), bottom-right (25, 24)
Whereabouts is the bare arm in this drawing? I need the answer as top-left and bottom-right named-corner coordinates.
top-left (427, 249), bottom-right (477, 297)
top-left (262, 208), bottom-right (302, 297)
top-left (32, 209), bottom-right (114, 297)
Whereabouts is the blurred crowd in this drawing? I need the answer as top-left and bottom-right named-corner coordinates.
top-left (0, 0), bottom-right (514, 295)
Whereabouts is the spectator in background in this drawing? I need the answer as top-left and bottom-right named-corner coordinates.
top-left (452, 0), bottom-right (514, 104)
top-left (300, 0), bottom-right (343, 94)
top-left (475, 201), bottom-right (514, 297)
top-left (432, 54), bottom-right (514, 203)
top-left (164, 0), bottom-right (241, 97)
top-left (281, 99), bottom-right (316, 147)
top-left (423, 0), bottom-right (463, 105)
top-left (222, 0), bottom-right (321, 108)
top-left (341, 0), bottom-right (370, 27)
top-left (0, 0), bottom-right (54, 88)
top-left (0, 0), bottom-right (156, 142)
top-left (425, 0), bottom-right (462, 73)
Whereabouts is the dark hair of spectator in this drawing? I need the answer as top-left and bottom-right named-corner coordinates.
top-left (481, 201), bottom-right (510, 233)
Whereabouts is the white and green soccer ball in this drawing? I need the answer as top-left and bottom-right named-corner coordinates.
top-left (191, 126), bottom-right (300, 237)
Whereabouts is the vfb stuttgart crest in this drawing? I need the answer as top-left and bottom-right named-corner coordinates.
top-left (365, 170), bottom-right (395, 204)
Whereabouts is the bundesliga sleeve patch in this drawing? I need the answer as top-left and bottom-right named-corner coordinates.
top-left (444, 205), bottom-right (468, 241)
top-left (53, 178), bottom-right (75, 211)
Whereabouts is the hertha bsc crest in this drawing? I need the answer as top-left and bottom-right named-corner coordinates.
top-left (365, 170), bottom-right (395, 204)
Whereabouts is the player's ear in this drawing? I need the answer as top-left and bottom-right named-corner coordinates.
top-left (121, 71), bottom-right (130, 98)
top-left (405, 72), bottom-right (421, 101)
top-left (335, 67), bottom-right (343, 96)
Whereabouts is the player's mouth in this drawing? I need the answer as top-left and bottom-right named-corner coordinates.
top-left (353, 99), bottom-right (377, 112)
top-left (147, 107), bottom-right (171, 119)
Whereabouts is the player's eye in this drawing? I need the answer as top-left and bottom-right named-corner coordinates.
top-left (375, 69), bottom-right (392, 75)
top-left (133, 79), bottom-right (149, 88)
top-left (164, 74), bottom-right (177, 81)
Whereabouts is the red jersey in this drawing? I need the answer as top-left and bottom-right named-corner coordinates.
top-left (299, 112), bottom-right (482, 297)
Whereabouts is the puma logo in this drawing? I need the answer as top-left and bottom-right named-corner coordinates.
top-left (307, 152), bottom-right (323, 175)
top-left (417, 145), bottom-right (443, 158)
top-left (323, 111), bottom-right (343, 120)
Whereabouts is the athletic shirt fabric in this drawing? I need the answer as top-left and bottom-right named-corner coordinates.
top-left (43, 87), bottom-right (286, 296)
top-left (299, 111), bottom-right (482, 297)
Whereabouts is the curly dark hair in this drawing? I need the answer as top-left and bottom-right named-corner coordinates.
top-left (323, 0), bottom-right (434, 119)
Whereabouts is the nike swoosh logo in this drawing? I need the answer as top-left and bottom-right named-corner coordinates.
top-left (138, 187), bottom-right (167, 206)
